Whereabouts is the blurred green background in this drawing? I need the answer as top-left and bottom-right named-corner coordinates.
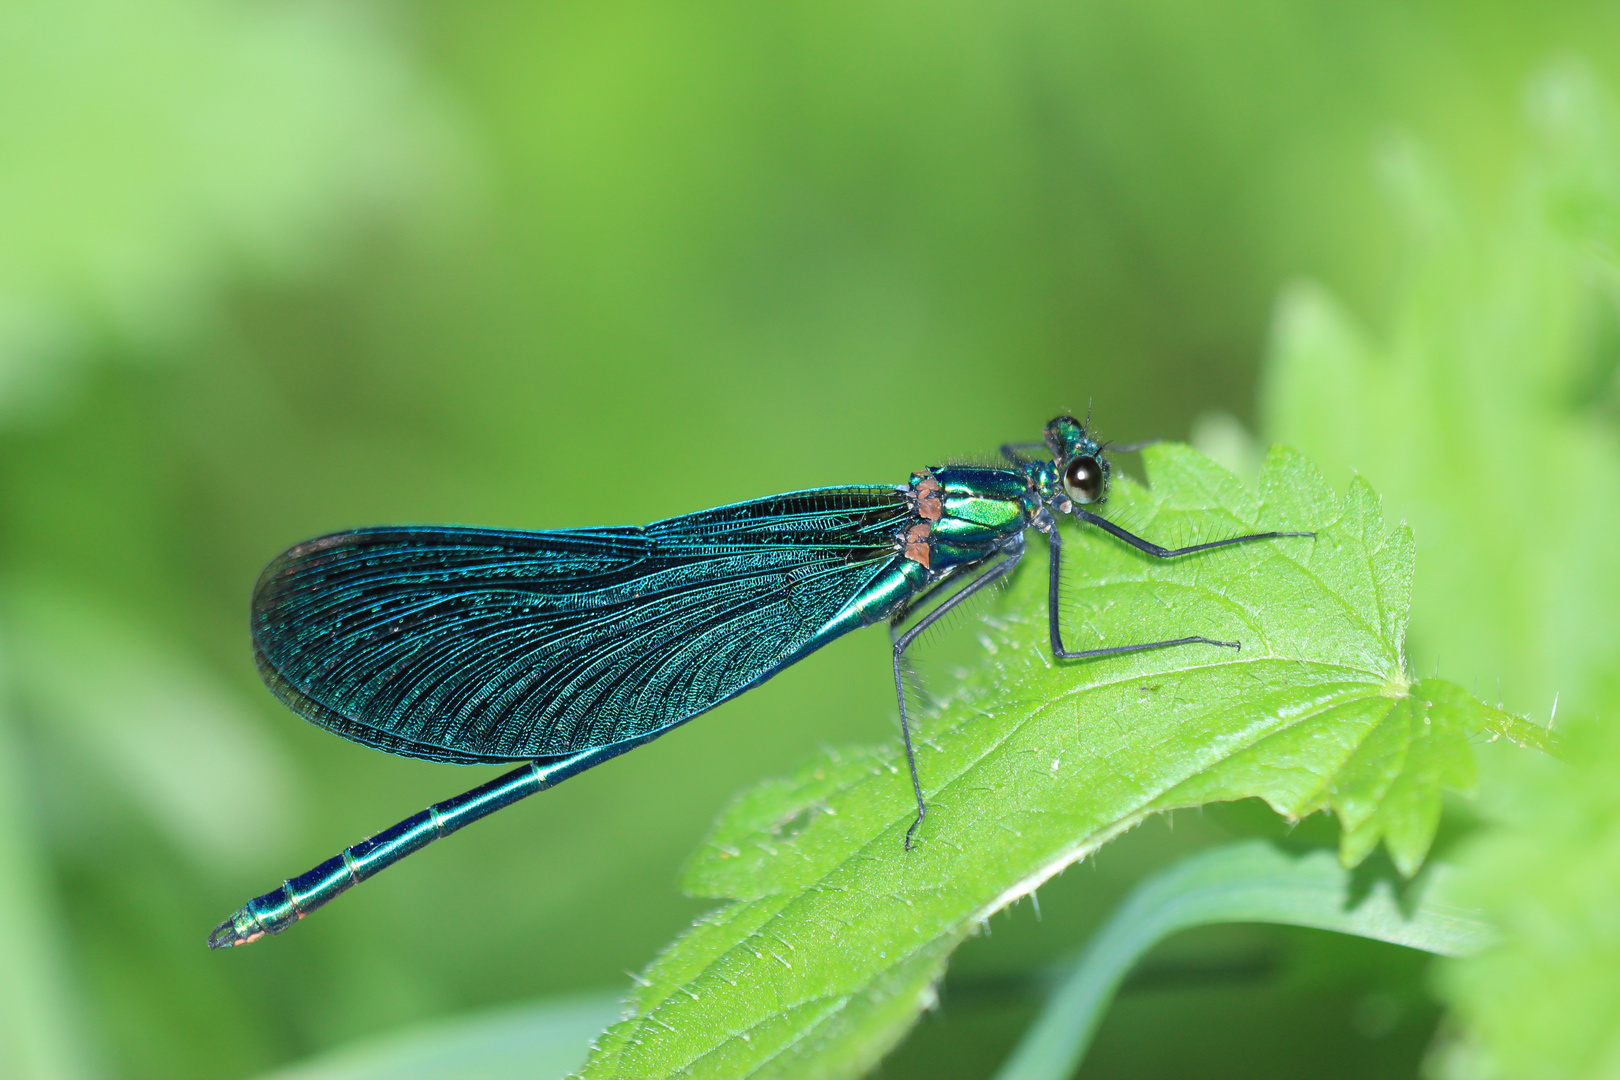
top-left (4, 2), bottom-right (1619, 1078)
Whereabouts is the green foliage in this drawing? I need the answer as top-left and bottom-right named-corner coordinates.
top-left (1257, 60), bottom-right (1620, 1080)
top-left (1432, 715), bottom-right (1620, 1080)
top-left (5, 579), bottom-right (304, 875)
top-left (580, 447), bottom-right (1532, 1079)
top-left (0, 0), bottom-right (463, 421)
top-left (0, 667), bottom-right (96, 1080)
top-left (995, 840), bottom-right (1494, 1080)
top-left (255, 992), bottom-right (622, 1080)
top-left (1261, 62), bottom-right (1620, 722)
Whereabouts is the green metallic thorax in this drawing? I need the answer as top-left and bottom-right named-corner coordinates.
top-left (926, 466), bottom-right (1040, 570)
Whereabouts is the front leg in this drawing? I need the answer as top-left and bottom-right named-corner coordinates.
top-left (1044, 526), bottom-right (1239, 660)
top-left (1071, 507), bottom-right (1312, 559)
top-left (1000, 441), bottom-right (1049, 467)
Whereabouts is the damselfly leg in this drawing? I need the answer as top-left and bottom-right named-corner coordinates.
top-left (1048, 509), bottom-right (1312, 656)
top-left (1102, 438), bottom-right (1164, 453)
top-left (1072, 507), bottom-right (1311, 560)
top-left (1044, 526), bottom-right (1239, 659)
top-left (999, 442), bottom-right (1050, 466)
top-left (890, 543), bottom-right (1024, 849)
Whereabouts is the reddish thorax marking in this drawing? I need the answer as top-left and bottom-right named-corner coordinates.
top-left (902, 469), bottom-right (942, 569)
top-left (903, 523), bottom-right (932, 569)
top-left (914, 472), bottom-right (944, 522)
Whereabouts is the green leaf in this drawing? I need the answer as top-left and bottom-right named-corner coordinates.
top-left (577, 446), bottom-right (1540, 1079)
top-left (994, 840), bottom-right (1494, 1080)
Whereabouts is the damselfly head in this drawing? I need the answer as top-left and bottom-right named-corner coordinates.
top-left (1043, 415), bottom-right (1110, 506)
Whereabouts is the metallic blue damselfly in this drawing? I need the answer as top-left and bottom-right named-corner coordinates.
top-left (208, 416), bottom-right (1307, 948)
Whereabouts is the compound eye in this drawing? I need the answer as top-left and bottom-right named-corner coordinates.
top-left (1063, 456), bottom-right (1104, 504)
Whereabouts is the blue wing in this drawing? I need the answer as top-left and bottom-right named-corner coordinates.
top-left (252, 487), bottom-right (913, 763)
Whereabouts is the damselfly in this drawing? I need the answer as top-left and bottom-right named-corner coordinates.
top-left (209, 415), bottom-right (1306, 948)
